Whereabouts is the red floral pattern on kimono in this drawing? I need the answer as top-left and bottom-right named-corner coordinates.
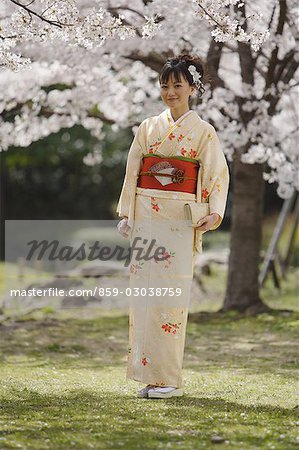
top-left (160, 311), bottom-right (184, 339)
top-left (150, 196), bottom-right (160, 212)
top-left (202, 188), bottom-right (209, 199)
top-left (161, 322), bottom-right (182, 335)
top-left (154, 250), bottom-right (175, 269)
top-left (179, 147), bottom-right (197, 159)
top-left (142, 354), bottom-right (150, 366)
top-left (189, 149), bottom-right (197, 159)
top-left (130, 262), bottom-right (144, 274)
top-left (148, 140), bottom-right (162, 154)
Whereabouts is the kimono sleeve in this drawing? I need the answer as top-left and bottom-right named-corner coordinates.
top-left (197, 124), bottom-right (230, 231)
top-left (116, 120), bottom-right (147, 222)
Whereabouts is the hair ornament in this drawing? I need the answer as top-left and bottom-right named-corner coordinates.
top-left (188, 64), bottom-right (204, 92)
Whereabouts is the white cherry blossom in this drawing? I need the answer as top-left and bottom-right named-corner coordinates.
top-left (0, 0), bottom-right (298, 198)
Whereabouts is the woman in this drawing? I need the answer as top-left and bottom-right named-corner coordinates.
top-left (116, 54), bottom-right (230, 399)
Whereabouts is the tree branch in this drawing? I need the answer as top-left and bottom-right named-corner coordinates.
top-left (107, 7), bottom-right (143, 37)
top-left (265, 0), bottom-right (287, 89)
top-left (194, 1), bottom-right (225, 30)
top-left (234, 3), bottom-right (255, 86)
top-left (253, 4), bottom-right (276, 64)
top-left (125, 51), bottom-right (168, 73)
top-left (206, 40), bottom-right (226, 89)
top-left (9, 0), bottom-right (65, 28)
top-left (275, 48), bottom-right (296, 83)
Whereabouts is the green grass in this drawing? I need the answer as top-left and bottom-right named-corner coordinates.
top-left (0, 216), bottom-right (298, 450)
top-left (0, 305), bottom-right (298, 450)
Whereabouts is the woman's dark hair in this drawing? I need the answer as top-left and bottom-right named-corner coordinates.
top-left (159, 54), bottom-right (207, 99)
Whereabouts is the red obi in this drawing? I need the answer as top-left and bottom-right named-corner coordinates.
top-left (138, 154), bottom-right (200, 194)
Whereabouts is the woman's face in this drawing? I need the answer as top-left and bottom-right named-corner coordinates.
top-left (160, 72), bottom-right (195, 109)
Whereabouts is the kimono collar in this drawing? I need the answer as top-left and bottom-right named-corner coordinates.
top-left (166, 108), bottom-right (193, 126)
top-left (158, 108), bottom-right (199, 134)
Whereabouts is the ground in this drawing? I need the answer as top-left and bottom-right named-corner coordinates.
top-left (1, 216), bottom-right (298, 449)
top-left (0, 262), bottom-right (298, 450)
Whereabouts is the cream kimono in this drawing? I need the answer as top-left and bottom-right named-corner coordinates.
top-left (116, 108), bottom-right (229, 388)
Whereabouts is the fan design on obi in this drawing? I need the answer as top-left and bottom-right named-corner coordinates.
top-left (148, 161), bottom-right (185, 186)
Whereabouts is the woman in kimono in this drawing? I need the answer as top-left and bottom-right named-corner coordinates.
top-left (116, 54), bottom-right (229, 399)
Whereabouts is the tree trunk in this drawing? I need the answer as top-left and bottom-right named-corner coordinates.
top-left (0, 152), bottom-right (5, 262)
top-left (221, 150), bottom-right (271, 314)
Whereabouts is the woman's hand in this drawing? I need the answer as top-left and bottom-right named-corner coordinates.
top-left (117, 217), bottom-right (131, 238)
top-left (195, 213), bottom-right (220, 231)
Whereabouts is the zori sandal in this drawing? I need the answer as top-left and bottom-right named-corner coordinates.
top-left (147, 386), bottom-right (184, 398)
top-left (137, 384), bottom-right (156, 398)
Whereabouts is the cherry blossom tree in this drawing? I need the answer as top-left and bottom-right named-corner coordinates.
top-left (192, 1), bottom-right (297, 313)
top-left (1, 0), bottom-right (298, 312)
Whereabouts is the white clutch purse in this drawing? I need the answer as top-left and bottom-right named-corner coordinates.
top-left (184, 202), bottom-right (210, 227)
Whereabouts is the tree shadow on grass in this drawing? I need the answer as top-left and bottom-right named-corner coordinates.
top-left (0, 390), bottom-right (298, 450)
top-left (0, 311), bottom-right (298, 378)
